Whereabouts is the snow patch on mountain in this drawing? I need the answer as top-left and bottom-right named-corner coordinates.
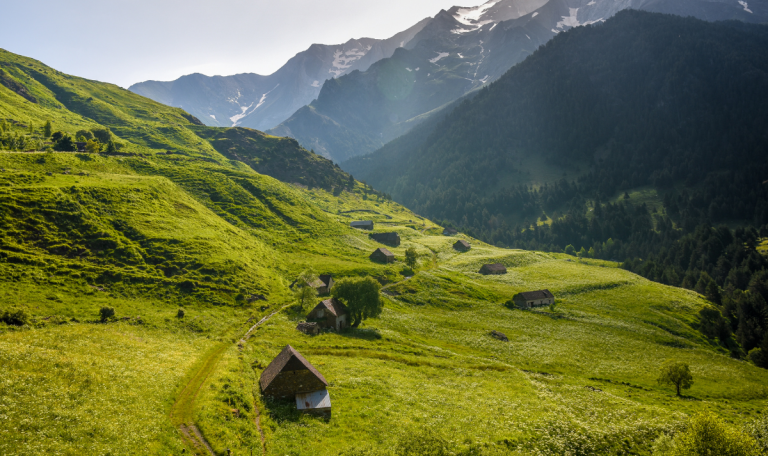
top-left (210, 115), bottom-right (216, 120)
top-left (429, 52), bottom-right (450, 63)
top-left (230, 104), bottom-right (253, 126)
top-left (557, 8), bottom-right (581, 29)
top-left (532, 12), bottom-right (539, 17)
top-left (230, 84), bottom-right (280, 126)
top-left (739, 1), bottom-right (753, 13)
top-left (587, 0), bottom-right (596, 5)
top-left (311, 80), bottom-right (321, 88)
top-left (329, 46), bottom-right (372, 78)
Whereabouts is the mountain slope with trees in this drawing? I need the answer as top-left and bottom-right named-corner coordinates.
top-left (344, 11), bottom-right (768, 361)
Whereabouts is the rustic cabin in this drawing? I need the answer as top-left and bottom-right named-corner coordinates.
top-left (370, 247), bottom-right (395, 263)
top-left (454, 240), bottom-right (471, 252)
top-left (350, 220), bottom-right (374, 230)
top-left (318, 274), bottom-right (334, 294)
top-left (479, 263), bottom-right (507, 275)
top-left (290, 274), bottom-right (334, 295)
top-left (370, 232), bottom-right (401, 247)
top-left (75, 142), bottom-right (86, 152)
top-left (259, 345), bottom-right (328, 399)
top-left (513, 290), bottom-right (555, 309)
top-left (443, 228), bottom-right (458, 236)
top-left (306, 298), bottom-right (348, 331)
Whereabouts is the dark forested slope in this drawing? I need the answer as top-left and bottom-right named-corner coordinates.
top-left (345, 11), bottom-right (768, 239)
top-left (344, 10), bottom-right (768, 360)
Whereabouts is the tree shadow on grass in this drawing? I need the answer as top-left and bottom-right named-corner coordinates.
top-left (339, 327), bottom-right (382, 341)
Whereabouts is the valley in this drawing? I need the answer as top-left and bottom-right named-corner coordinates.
top-left (2, 2), bottom-right (768, 455)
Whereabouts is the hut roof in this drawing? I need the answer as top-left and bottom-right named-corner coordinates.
top-left (480, 263), bottom-right (507, 273)
top-left (312, 298), bottom-right (348, 317)
top-left (454, 240), bottom-right (471, 249)
top-left (373, 247), bottom-right (394, 257)
top-left (259, 345), bottom-right (328, 391)
top-left (516, 289), bottom-right (554, 300)
top-left (318, 274), bottom-right (333, 286)
top-left (350, 220), bottom-right (373, 228)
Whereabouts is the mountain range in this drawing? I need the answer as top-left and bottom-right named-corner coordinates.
top-left (131, 0), bottom-right (766, 163)
top-left (128, 19), bottom-right (430, 132)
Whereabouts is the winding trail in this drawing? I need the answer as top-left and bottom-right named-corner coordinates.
top-left (171, 307), bottom-right (285, 455)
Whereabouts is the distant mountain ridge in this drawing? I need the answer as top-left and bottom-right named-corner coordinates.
top-left (269, 0), bottom-right (767, 162)
top-left (128, 19), bottom-right (430, 132)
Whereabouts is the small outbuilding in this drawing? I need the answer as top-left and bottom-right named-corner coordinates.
top-left (75, 142), bottom-right (86, 152)
top-left (291, 274), bottom-right (334, 295)
top-left (259, 345), bottom-right (328, 399)
top-left (479, 263), bottom-right (507, 275)
top-left (296, 321), bottom-right (320, 335)
top-left (307, 298), bottom-right (348, 331)
top-left (350, 220), bottom-right (374, 230)
top-left (513, 290), bottom-right (555, 309)
top-left (370, 247), bottom-right (395, 263)
top-left (443, 228), bottom-right (458, 236)
top-left (370, 232), bottom-right (401, 247)
top-left (454, 240), bottom-right (471, 252)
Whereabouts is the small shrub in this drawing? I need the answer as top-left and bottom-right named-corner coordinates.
top-left (1, 307), bottom-right (31, 326)
top-left (177, 308), bottom-right (185, 319)
top-left (670, 412), bottom-right (759, 456)
top-left (99, 306), bottom-right (115, 322)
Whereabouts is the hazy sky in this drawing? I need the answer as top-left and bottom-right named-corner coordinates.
top-left (1, 0), bottom-right (486, 88)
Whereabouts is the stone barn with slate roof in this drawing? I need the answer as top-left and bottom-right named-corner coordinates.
top-left (479, 263), bottom-right (507, 275)
top-left (454, 240), bottom-right (471, 252)
top-left (370, 247), bottom-right (395, 263)
top-left (513, 290), bottom-right (555, 309)
top-left (259, 345), bottom-right (328, 399)
top-left (307, 298), bottom-right (348, 331)
top-left (370, 232), bottom-right (400, 246)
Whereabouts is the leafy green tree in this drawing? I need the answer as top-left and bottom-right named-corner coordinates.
top-left (76, 129), bottom-right (94, 141)
top-left (43, 121), bottom-right (52, 138)
top-left (332, 277), bottom-right (383, 327)
top-left (53, 133), bottom-right (76, 152)
top-left (105, 140), bottom-right (117, 153)
top-left (657, 360), bottom-right (694, 396)
top-left (577, 247), bottom-right (587, 258)
top-left (293, 268), bottom-right (319, 308)
top-left (91, 127), bottom-right (111, 143)
top-left (99, 307), bottom-right (115, 322)
top-left (668, 412), bottom-right (759, 456)
top-left (294, 284), bottom-right (318, 309)
top-left (588, 247), bottom-right (596, 258)
top-left (85, 139), bottom-right (101, 153)
top-left (564, 244), bottom-right (576, 256)
top-left (404, 247), bottom-right (418, 270)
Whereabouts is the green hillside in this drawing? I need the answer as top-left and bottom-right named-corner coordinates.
top-left (1, 47), bottom-right (767, 455)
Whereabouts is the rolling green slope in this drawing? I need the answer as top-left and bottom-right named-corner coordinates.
top-left (0, 47), bottom-right (767, 455)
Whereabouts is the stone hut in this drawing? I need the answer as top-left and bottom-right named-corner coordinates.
top-left (479, 263), bottom-right (507, 275)
top-left (370, 247), bottom-right (395, 263)
top-left (307, 298), bottom-right (348, 331)
top-left (296, 321), bottom-right (320, 335)
top-left (454, 240), bottom-right (471, 252)
top-left (513, 290), bottom-right (555, 309)
top-left (350, 220), bottom-right (374, 230)
top-left (370, 232), bottom-right (400, 247)
top-left (259, 345), bottom-right (328, 399)
top-left (76, 142), bottom-right (86, 152)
